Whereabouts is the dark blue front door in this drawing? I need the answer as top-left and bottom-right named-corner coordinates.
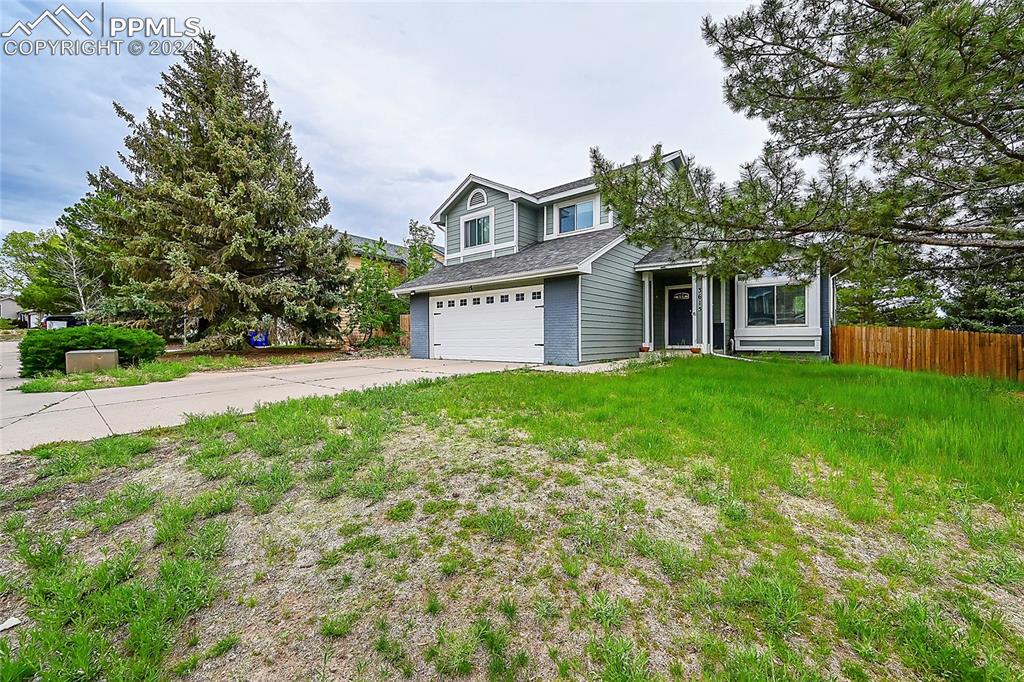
top-left (667, 288), bottom-right (693, 346)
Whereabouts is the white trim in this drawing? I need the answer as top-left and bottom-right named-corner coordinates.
top-left (512, 201), bottom-right (519, 252)
top-left (431, 175), bottom-right (537, 224)
top-left (466, 188), bottom-right (487, 210)
top-left (431, 151), bottom-right (686, 224)
top-left (577, 276), bottom-right (582, 364)
top-left (634, 258), bottom-right (708, 272)
top-left (733, 272), bottom-right (822, 350)
top-left (663, 284), bottom-right (694, 349)
top-left (641, 271), bottom-right (652, 350)
top-left (392, 264), bottom-right (583, 295)
top-left (459, 207), bottom-right (496, 256)
top-left (545, 193), bottom-right (601, 241)
top-left (578, 235), bottom-right (627, 271)
top-left (395, 236), bottom-right (624, 296)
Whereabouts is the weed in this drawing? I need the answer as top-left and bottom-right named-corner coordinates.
top-left (586, 591), bottom-right (628, 630)
top-left (721, 560), bottom-right (806, 638)
top-left (321, 611), bottom-right (359, 637)
top-left (426, 626), bottom-right (479, 676)
top-left (631, 531), bottom-right (696, 582)
top-left (587, 635), bottom-right (652, 682)
top-left (206, 633), bottom-right (240, 658)
top-left (498, 595), bottom-right (517, 622)
top-left (462, 506), bottom-right (530, 544)
top-left (426, 590), bottom-right (443, 615)
top-left (534, 597), bottom-right (560, 624)
top-left (386, 500), bottom-right (416, 522)
top-left (72, 483), bottom-right (158, 533)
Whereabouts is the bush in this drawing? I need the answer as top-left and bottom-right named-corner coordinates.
top-left (19, 325), bottom-right (166, 376)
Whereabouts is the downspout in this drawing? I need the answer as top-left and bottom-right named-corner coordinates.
top-left (828, 267), bottom-right (848, 329)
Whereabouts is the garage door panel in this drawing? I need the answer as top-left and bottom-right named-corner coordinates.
top-left (429, 285), bottom-right (544, 363)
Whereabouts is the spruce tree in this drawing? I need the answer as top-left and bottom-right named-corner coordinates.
top-left (90, 32), bottom-right (350, 344)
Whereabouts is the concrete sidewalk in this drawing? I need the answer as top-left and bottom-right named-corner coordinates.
top-left (0, 349), bottom-right (526, 454)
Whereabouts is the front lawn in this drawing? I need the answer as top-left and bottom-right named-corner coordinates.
top-left (15, 347), bottom-right (400, 393)
top-left (1, 357), bottom-right (1021, 679)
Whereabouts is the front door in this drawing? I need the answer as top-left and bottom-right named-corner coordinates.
top-left (667, 287), bottom-right (693, 346)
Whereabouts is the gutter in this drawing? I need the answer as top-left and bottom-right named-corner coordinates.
top-left (391, 264), bottom-right (584, 296)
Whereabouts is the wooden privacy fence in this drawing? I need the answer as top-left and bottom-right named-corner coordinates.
top-left (399, 314), bottom-right (411, 349)
top-left (832, 325), bottom-right (1024, 382)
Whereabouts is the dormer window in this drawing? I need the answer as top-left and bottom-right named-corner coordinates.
top-left (466, 214), bottom-right (493, 248)
top-left (558, 199), bottom-right (595, 234)
top-left (467, 189), bottom-right (487, 209)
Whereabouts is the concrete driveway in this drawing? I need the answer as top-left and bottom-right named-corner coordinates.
top-left (0, 342), bottom-right (527, 454)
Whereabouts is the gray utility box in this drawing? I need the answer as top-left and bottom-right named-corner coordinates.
top-left (66, 349), bottom-right (119, 374)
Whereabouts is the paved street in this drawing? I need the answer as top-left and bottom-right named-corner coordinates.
top-left (0, 342), bottom-right (526, 453)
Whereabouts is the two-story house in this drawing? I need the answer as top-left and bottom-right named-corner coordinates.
top-left (393, 151), bottom-right (832, 365)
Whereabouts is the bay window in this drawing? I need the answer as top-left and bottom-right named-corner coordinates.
top-left (746, 284), bottom-right (806, 326)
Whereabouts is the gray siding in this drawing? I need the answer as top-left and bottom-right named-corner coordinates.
top-left (543, 275), bottom-right (579, 365)
top-left (443, 185), bottom-right (515, 257)
top-left (518, 205), bottom-right (541, 248)
top-left (410, 294), bottom-right (429, 359)
top-left (579, 240), bottom-right (647, 362)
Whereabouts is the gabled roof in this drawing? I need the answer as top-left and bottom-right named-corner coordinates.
top-left (392, 229), bottom-right (625, 295)
top-left (532, 150), bottom-right (685, 201)
top-left (634, 243), bottom-right (707, 271)
top-left (430, 150), bottom-right (686, 226)
top-left (429, 175), bottom-right (536, 224)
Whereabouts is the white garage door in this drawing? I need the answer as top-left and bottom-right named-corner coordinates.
top-left (429, 285), bottom-right (544, 363)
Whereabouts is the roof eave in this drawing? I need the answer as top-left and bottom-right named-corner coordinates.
top-left (391, 264), bottom-right (585, 296)
top-left (430, 174), bottom-right (539, 223)
top-left (634, 258), bottom-right (708, 272)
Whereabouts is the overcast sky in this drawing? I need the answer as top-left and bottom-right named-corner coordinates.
top-left (1, 1), bottom-right (765, 245)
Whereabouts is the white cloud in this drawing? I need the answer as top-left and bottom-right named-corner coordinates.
top-left (2, 1), bottom-right (766, 245)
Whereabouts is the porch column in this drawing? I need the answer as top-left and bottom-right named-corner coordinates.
top-left (641, 271), bottom-right (653, 351)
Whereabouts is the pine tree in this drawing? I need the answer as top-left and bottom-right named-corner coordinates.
top-left (90, 32), bottom-right (350, 344)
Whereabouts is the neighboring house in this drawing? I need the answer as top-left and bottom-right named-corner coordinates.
top-left (393, 151), bottom-right (832, 365)
top-left (345, 234), bottom-right (409, 274)
top-left (343, 233), bottom-right (444, 275)
top-left (0, 294), bottom-right (21, 321)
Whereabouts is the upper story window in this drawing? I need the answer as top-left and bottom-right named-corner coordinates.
top-left (746, 284), bottom-right (806, 326)
top-left (463, 214), bottom-right (491, 249)
top-left (467, 189), bottom-right (487, 209)
top-left (559, 199), bottom-right (594, 234)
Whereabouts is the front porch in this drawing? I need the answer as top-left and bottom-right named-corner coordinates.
top-left (637, 264), bottom-right (733, 355)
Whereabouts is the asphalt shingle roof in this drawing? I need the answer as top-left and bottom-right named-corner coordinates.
top-left (532, 176), bottom-right (595, 199)
top-left (344, 234), bottom-right (407, 263)
top-left (636, 243), bottom-right (690, 266)
top-left (395, 229), bottom-right (621, 292)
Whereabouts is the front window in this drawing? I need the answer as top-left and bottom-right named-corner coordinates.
top-left (464, 215), bottom-right (490, 248)
top-left (558, 200), bottom-right (594, 234)
top-left (747, 284), bottom-right (806, 326)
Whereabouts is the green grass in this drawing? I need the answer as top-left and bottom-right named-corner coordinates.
top-left (358, 356), bottom-right (1023, 507)
top-left (16, 348), bottom-right (357, 393)
top-left (17, 355), bottom-right (250, 392)
top-left (3, 356), bottom-right (1022, 679)
top-left (72, 482), bottom-right (159, 532)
